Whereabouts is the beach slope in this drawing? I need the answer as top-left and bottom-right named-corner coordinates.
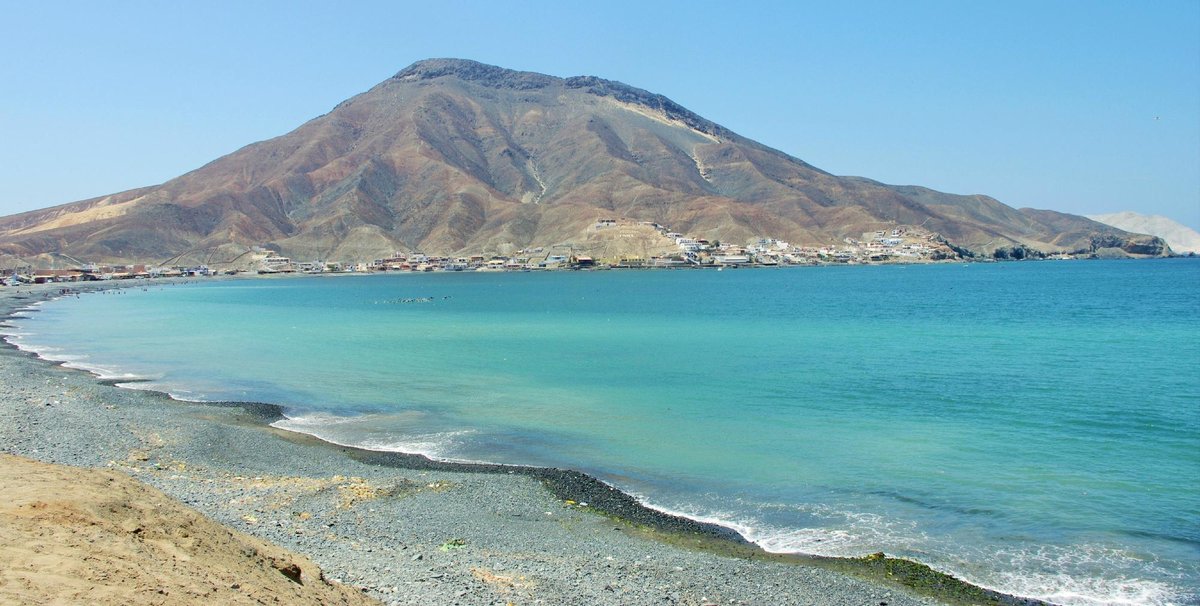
top-left (0, 452), bottom-right (378, 605)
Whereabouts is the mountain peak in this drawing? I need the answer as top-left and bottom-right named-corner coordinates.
top-left (391, 59), bottom-right (728, 138)
top-left (392, 58), bottom-right (559, 90)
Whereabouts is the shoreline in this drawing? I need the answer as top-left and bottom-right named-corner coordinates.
top-left (0, 279), bottom-right (1045, 606)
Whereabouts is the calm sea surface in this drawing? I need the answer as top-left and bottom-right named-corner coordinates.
top-left (7, 259), bottom-right (1198, 605)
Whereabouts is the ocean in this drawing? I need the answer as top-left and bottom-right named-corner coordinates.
top-left (6, 259), bottom-right (1198, 605)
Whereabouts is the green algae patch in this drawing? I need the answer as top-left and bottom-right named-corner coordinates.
top-left (607, 524), bottom-right (1047, 606)
top-left (853, 552), bottom-right (1020, 604)
top-left (439, 538), bottom-right (467, 551)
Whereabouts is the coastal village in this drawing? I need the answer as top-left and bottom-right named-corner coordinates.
top-left (4, 217), bottom-right (1012, 284)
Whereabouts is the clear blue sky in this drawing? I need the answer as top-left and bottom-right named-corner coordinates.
top-left (2, 0), bottom-right (1198, 229)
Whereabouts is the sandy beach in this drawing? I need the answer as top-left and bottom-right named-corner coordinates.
top-left (0, 280), bottom-right (1037, 606)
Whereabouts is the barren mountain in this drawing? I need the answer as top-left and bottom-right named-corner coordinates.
top-left (0, 59), bottom-right (1167, 265)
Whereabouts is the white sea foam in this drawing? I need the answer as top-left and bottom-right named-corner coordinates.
top-left (31, 350), bottom-right (154, 382)
top-left (1, 324), bottom-right (31, 336)
top-left (622, 498), bottom-right (759, 541)
top-left (11, 341), bottom-right (64, 358)
top-left (970, 543), bottom-right (1196, 606)
top-left (274, 412), bottom-right (370, 427)
top-left (749, 506), bottom-right (928, 557)
top-left (59, 360), bottom-right (148, 381)
top-left (143, 386), bottom-right (210, 402)
top-left (271, 413), bottom-right (483, 464)
top-left (622, 500), bottom-right (1195, 606)
top-left (609, 496), bottom-right (922, 563)
top-left (991, 572), bottom-right (1184, 606)
top-left (3, 316), bottom-right (165, 385)
top-left (3, 325), bottom-right (73, 360)
top-left (353, 431), bottom-right (479, 461)
top-left (644, 499), bottom-right (929, 560)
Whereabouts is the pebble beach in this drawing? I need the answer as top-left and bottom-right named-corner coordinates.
top-left (0, 280), bottom-right (1036, 606)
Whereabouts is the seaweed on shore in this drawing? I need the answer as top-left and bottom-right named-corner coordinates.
top-left (849, 552), bottom-right (1050, 606)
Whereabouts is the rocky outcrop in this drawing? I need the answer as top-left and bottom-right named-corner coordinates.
top-left (1088, 234), bottom-right (1170, 257)
top-left (393, 58), bottom-right (558, 90)
top-left (1087, 211), bottom-right (1199, 254)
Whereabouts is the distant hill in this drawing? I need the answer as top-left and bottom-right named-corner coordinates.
top-left (0, 58), bottom-right (1167, 266)
top-left (1086, 212), bottom-right (1200, 254)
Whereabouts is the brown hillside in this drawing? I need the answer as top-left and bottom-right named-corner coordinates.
top-left (0, 58), bottom-right (1167, 265)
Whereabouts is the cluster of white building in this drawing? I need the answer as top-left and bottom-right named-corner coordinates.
top-left (640, 225), bottom-right (954, 268)
top-left (4, 222), bottom-right (963, 285)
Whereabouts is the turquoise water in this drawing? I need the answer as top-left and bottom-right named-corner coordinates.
top-left (6, 260), bottom-right (1198, 605)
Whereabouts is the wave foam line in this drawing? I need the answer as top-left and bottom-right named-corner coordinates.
top-left (271, 413), bottom-right (490, 466)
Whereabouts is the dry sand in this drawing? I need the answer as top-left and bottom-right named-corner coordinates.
top-left (0, 452), bottom-right (378, 606)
